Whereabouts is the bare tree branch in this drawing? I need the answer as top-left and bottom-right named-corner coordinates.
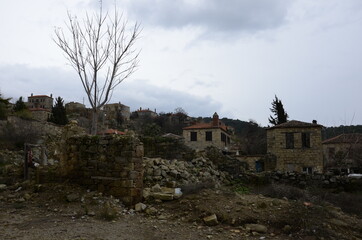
top-left (53, 1), bottom-right (140, 134)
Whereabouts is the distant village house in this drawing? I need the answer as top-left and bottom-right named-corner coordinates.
top-left (26, 93), bottom-right (53, 121)
top-left (136, 107), bottom-right (157, 118)
top-left (183, 112), bottom-right (232, 151)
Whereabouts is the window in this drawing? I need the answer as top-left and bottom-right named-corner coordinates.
top-left (205, 131), bottom-right (212, 141)
top-left (285, 133), bottom-right (294, 149)
top-left (303, 167), bottom-right (313, 174)
top-left (227, 136), bottom-right (230, 144)
top-left (221, 133), bottom-right (226, 142)
top-left (302, 133), bottom-right (310, 148)
top-left (190, 132), bottom-right (197, 141)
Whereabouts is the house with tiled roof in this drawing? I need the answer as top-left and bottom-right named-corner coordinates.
top-left (266, 120), bottom-right (323, 173)
top-left (26, 93), bottom-right (53, 121)
top-left (182, 112), bottom-right (232, 151)
top-left (322, 133), bottom-right (362, 173)
top-left (136, 107), bottom-right (157, 118)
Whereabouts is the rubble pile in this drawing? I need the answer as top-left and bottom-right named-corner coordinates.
top-left (0, 150), bottom-right (23, 165)
top-left (143, 157), bottom-right (227, 188)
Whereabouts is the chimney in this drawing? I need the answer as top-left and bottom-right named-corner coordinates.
top-left (312, 120), bottom-right (317, 124)
top-left (31, 93), bottom-right (33, 97)
top-left (212, 112), bottom-right (219, 127)
top-left (50, 94), bottom-right (53, 98)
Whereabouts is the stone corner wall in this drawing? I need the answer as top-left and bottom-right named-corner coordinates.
top-left (61, 135), bottom-right (144, 206)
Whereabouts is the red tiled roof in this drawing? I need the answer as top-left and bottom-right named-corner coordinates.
top-left (322, 133), bottom-right (362, 144)
top-left (97, 129), bottom-right (125, 135)
top-left (268, 120), bottom-right (323, 130)
top-left (183, 122), bottom-right (228, 132)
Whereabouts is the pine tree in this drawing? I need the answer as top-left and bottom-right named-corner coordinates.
top-left (49, 97), bottom-right (68, 125)
top-left (268, 95), bottom-right (288, 126)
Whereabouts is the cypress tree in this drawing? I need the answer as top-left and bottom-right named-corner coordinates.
top-left (268, 95), bottom-right (288, 126)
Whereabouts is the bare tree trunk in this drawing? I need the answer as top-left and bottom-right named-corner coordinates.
top-left (91, 110), bottom-right (98, 135)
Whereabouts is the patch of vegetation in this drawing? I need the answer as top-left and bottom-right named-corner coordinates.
top-left (230, 180), bottom-right (249, 194)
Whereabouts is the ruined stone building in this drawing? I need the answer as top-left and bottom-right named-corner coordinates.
top-left (323, 133), bottom-right (362, 173)
top-left (183, 112), bottom-right (232, 151)
top-left (26, 94), bottom-right (53, 121)
top-left (266, 120), bottom-right (323, 173)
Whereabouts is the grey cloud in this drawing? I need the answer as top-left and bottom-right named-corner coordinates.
top-left (114, 79), bottom-right (224, 117)
top-left (0, 64), bottom-right (224, 117)
top-left (125, 0), bottom-right (292, 33)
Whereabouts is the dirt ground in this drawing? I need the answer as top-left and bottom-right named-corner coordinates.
top-left (1, 181), bottom-right (361, 240)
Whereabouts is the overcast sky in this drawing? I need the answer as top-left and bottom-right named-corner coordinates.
top-left (1, 0), bottom-right (362, 127)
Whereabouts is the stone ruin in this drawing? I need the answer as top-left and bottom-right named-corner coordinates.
top-left (60, 134), bottom-right (144, 206)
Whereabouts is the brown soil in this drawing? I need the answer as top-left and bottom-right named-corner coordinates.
top-left (0, 181), bottom-right (361, 240)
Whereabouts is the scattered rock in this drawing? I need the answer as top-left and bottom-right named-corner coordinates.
top-left (135, 202), bottom-right (147, 212)
top-left (282, 225), bottom-right (292, 233)
top-left (0, 184), bottom-right (7, 191)
top-left (245, 224), bottom-right (268, 233)
top-left (203, 214), bottom-right (218, 226)
top-left (152, 192), bottom-right (174, 201)
top-left (151, 184), bottom-right (162, 193)
top-left (23, 193), bottom-right (31, 200)
top-left (145, 207), bottom-right (158, 216)
top-left (87, 211), bottom-right (96, 217)
top-left (66, 193), bottom-right (80, 202)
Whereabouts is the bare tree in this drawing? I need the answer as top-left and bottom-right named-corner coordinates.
top-left (54, 1), bottom-right (140, 134)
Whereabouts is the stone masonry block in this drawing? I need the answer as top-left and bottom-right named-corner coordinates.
top-left (120, 180), bottom-right (134, 188)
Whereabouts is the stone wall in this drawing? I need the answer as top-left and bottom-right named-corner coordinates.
top-left (140, 136), bottom-right (195, 161)
top-left (267, 126), bottom-right (323, 173)
top-left (236, 154), bottom-right (277, 172)
top-left (264, 171), bottom-right (362, 192)
top-left (60, 135), bottom-right (144, 206)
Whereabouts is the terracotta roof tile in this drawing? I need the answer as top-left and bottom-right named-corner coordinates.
top-left (268, 120), bottom-right (323, 130)
top-left (183, 122), bottom-right (228, 132)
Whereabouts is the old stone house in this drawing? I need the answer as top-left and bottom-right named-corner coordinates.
top-left (65, 102), bottom-right (86, 112)
top-left (104, 103), bottom-right (131, 124)
top-left (323, 133), bottom-right (362, 173)
top-left (26, 94), bottom-right (53, 121)
top-left (183, 113), bottom-right (232, 151)
top-left (135, 107), bottom-right (157, 118)
top-left (266, 120), bottom-right (323, 173)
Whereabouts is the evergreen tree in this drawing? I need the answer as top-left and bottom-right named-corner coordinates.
top-left (13, 97), bottom-right (27, 112)
top-left (0, 93), bottom-right (11, 120)
top-left (268, 95), bottom-right (288, 126)
top-left (49, 97), bottom-right (68, 125)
